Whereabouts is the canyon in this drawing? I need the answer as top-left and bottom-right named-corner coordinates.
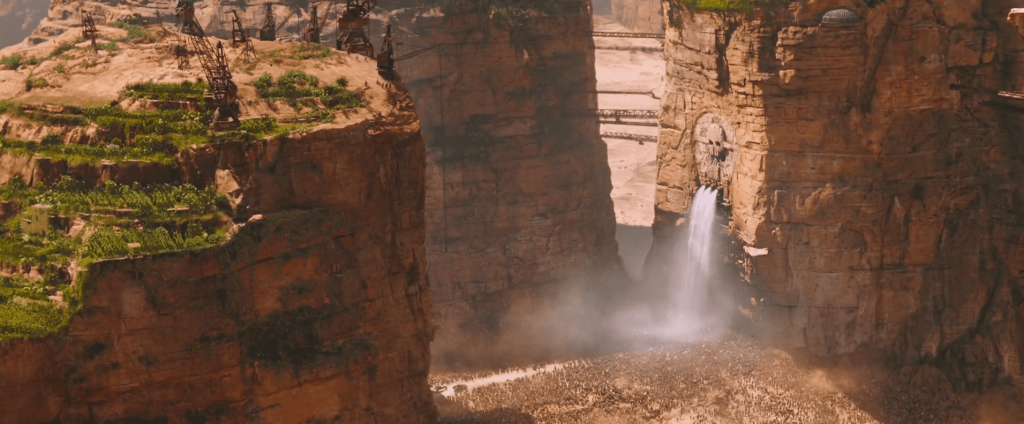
top-left (1, 0), bottom-right (1024, 421)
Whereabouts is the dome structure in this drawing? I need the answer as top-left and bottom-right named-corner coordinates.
top-left (821, 8), bottom-right (860, 24)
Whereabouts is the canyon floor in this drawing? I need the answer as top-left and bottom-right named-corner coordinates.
top-left (430, 331), bottom-right (1024, 424)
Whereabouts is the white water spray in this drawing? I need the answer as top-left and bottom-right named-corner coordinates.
top-left (613, 185), bottom-right (726, 343)
top-left (673, 185), bottom-right (719, 319)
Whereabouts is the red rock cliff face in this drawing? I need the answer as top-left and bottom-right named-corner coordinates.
top-left (654, 0), bottom-right (1024, 389)
top-left (392, 3), bottom-right (622, 367)
top-left (0, 95), bottom-right (437, 422)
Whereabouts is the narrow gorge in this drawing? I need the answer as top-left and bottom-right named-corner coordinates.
top-left (0, 0), bottom-right (1023, 422)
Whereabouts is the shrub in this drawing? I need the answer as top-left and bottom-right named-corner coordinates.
top-left (111, 22), bottom-right (156, 44)
top-left (252, 73), bottom-right (274, 92)
top-left (251, 71), bottom-right (364, 110)
top-left (25, 76), bottom-right (48, 91)
top-left (0, 54), bottom-right (29, 70)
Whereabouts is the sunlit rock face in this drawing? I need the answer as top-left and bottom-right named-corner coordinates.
top-left (393, 2), bottom-right (622, 368)
top-left (654, 0), bottom-right (1024, 389)
top-left (0, 41), bottom-right (435, 421)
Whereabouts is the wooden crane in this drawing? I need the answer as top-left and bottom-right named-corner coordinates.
top-left (229, 10), bottom-right (257, 63)
top-left (259, 3), bottom-right (275, 41)
top-left (336, 0), bottom-right (376, 57)
top-left (303, 0), bottom-right (337, 44)
top-left (80, 10), bottom-right (99, 52)
top-left (174, 0), bottom-right (240, 130)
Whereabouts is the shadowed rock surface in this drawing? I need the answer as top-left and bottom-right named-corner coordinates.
top-left (393, 1), bottom-right (623, 370)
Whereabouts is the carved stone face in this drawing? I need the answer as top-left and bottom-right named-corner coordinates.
top-left (693, 113), bottom-right (735, 189)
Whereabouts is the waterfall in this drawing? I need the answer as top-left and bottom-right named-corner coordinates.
top-left (615, 185), bottom-right (725, 343)
top-left (672, 186), bottom-right (719, 322)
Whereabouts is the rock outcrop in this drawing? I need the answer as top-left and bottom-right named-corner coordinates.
top-left (392, 2), bottom-right (622, 367)
top-left (611, 0), bottom-right (663, 33)
top-left (654, 0), bottom-right (1024, 390)
top-left (0, 34), bottom-right (436, 422)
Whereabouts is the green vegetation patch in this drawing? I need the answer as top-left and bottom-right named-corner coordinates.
top-left (110, 21), bottom-right (157, 44)
top-left (0, 96), bottom-right (299, 164)
top-left (0, 137), bottom-right (176, 165)
top-left (25, 76), bottom-right (48, 91)
top-left (251, 71), bottom-right (363, 112)
top-left (120, 80), bottom-right (209, 102)
top-left (0, 176), bottom-right (231, 341)
top-left (0, 44), bottom-right (76, 71)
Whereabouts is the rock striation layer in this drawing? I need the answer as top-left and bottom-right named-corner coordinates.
top-left (654, 0), bottom-right (1024, 390)
top-left (392, 2), bottom-right (622, 368)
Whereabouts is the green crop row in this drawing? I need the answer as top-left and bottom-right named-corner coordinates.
top-left (0, 300), bottom-right (67, 340)
top-left (34, 177), bottom-right (220, 218)
top-left (120, 80), bottom-right (209, 102)
top-left (84, 224), bottom-right (224, 259)
top-left (0, 137), bottom-right (175, 165)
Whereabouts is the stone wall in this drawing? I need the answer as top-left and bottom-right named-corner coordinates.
top-left (654, 0), bottom-right (1024, 389)
top-left (0, 94), bottom-right (437, 422)
top-left (393, 2), bottom-right (622, 368)
top-left (611, 0), bottom-right (663, 33)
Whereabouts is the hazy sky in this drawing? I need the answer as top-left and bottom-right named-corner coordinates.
top-left (0, 0), bottom-right (50, 50)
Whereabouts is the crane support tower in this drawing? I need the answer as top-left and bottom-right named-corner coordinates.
top-left (302, 5), bottom-right (320, 43)
top-left (230, 10), bottom-right (257, 63)
top-left (81, 11), bottom-right (99, 52)
top-left (376, 23), bottom-right (394, 78)
top-left (175, 0), bottom-right (241, 130)
top-left (259, 3), bottom-right (276, 41)
top-left (230, 10), bottom-right (246, 45)
top-left (337, 0), bottom-right (376, 57)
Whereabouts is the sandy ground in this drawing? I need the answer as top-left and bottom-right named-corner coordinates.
top-left (594, 15), bottom-right (662, 279)
top-left (0, 24), bottom-right (398, 131)
top-left (432, 333), bottom-right (882, 423)
top-left (433, 330), bottom-right (1024, 424)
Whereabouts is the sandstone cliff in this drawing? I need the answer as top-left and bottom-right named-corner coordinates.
top-left (0, 30), bottom-right (436, 422)
top-left (654, 0), bottom-right (1024, 390)
top-left (392, 2), bottom-right (622, 368)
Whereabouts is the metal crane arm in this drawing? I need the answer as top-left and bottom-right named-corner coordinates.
top-left (318, 0), bottom-right (338, 31)
top-left (276, 9), bottom-right (294, 31)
